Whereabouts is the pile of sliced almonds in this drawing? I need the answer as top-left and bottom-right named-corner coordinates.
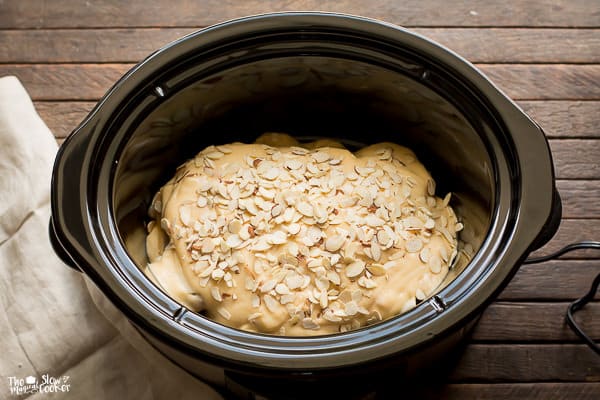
top-left (144, 133), bottom-right (464, 336)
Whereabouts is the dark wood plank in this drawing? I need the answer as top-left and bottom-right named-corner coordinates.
top-left (3, 64), bottom-right (599, 101)
top-left (35, 100), bottom-right (600, 141)
top-left (557, 180), bottom-right (600, 218)
top-left (451, 344), bottom-right (600, 381)
top-left (471, 302), bottom-right (600, 341)
top-left (0, 29), bottom-right (193, 63)
top-left (519, 100), bottom-right (600, 138)
top-left (0, 64), bottom-right (130, 100)
top-left (35, 101), bottom-right (95, 138)
top-left (499, 260), bottom-right (600, 300)
top-left (411, 28), bottom-right (600, 63)
top-left (481, 65), bottom-right (600, 100)
top-left (2, 28), bottom-right (599, 63)
top-left (550, 139), bottom-right (600, 179)
top-left (531, 219), bottom-right (600, 259)
top-left (439, 383), bottom-right (600, 400)
top-left (1, 0), bottom-right (599, 28)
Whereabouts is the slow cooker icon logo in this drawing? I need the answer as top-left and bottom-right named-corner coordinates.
top-left (7, 374), bottom-right (71, 396)
top-left (7, 375), bottom-right (39, 395)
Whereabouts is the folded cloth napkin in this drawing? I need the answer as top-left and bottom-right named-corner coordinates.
top-left (0, 76), bottom-right (223, 400)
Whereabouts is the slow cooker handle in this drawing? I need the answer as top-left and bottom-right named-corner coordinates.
top-left (528, 187), bottom-right (562, 251)
top-left (49, 218), bottom-right (80, 272)
top-left (49, 115), bottom-right (98, 274)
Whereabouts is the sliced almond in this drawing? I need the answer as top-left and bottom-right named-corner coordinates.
top-left (263, 167), bottom-right (280, 180)
top-left (251, 294), bottom-right (260, 308)
top-left (258, 186), bottom-right (275, 199)
top-left (320, 291), bottom-right (329, 308)
top-left (376, 230), bottom-right (391, 246)
top-left (365, 215), bottom-right (385, 227)
top-left (216, 145), bottom-right (233, 154)
top-left (327, 270), bottom-right (341, 285)
top-left (419, 247), bottom-right (431, 263)
top-left (275, 283), bottom-right (290, 295)
top-left (179, 206), bottom-right (192, 226)
top-left (252, 238), bottom-right (272, 251)
top-left (344, 301), bottom-right (359, 316)
top-left (285, 274), bottom-right (305, 290)
top-left (302, 317), bottom-right (320, 330)
top-left (263, 294), bottom-right (279, 312)
top-left (346, 260), bottom-right (366, 278)
top-left (217, 307), bottom-right (232, 320)
top-left (325, 235), bottom-right (346, 252)
top-left (271, 203), bottom-right (283, 217)
top-left (197, 196), bottom-right (208, 207)
top-left (225, 234), bottom-right (242, 248)
top-left (291, 147), bottom-right (308, 155)
top-left (211, 268), bottom-right (225, 280)
top-left (366, 263), bottom-right (386, 276)
top-left (427, 178), bottom-right (436, 196)
top-left (429, 256), bottom-right (442, 274)
top-left (268, 230), bottom-right (287, 245)
top-left (201, 239), bottom-right (215, 254)
top-left (228, 219), bottom-right (242, 234)
top-left (248, 312), bottom-right (262, 322)
top-left (284, 159), bottom-right (303, 170)
top-left (370, 241), bottom-right (382, 262)
top-left (442, 192), bottom-right (452, 207)
top-left (211, 287), bottom-right (223, 302)
top-left (355, 166), bottom-right (374, 176)
top-left (280, 294), bottom-right (296, 304)
top-left (287, 223), bottom-right (301, 235)
top-left (315, 276), bottom-right (330, 292)
top-left (357, 276), bottom-right (377, 289)
top-left (205, 151), bottom-right (224, 160)
top-left (406, 238), bottom-right (423, 253)
top-left (296, 201), bottom-right (314, 217)
top-left (323, 309), bottom-right (342, 322)
top-left (260, 279), bottom-right (277, 293)
top-left (311, 151), bottom-right (331, 163)
top-left (424, 218), bottom-right (435, 230)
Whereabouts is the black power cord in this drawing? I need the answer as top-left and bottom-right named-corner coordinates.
top-left (524, 241), bottom-right (600, 356)
top-left (567, 273), bottom-right (600, 356)
top-left (524, 241), bottom-right (600, 264)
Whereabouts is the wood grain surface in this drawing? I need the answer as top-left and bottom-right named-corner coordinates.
top-left (440, 383), bottom-right (600, 400)
top-left (499, 260), bottom-right (600, 300)
top-left (472, 302), bottom-right (600, 341)
top-left (1, 0), bottom-right (598, 398)
top-left (1, 28), bottom-right (599, 63)
top-left (2, 0), bottom-right (599, 28)
top-left (451, 344), bottom-right (600, 381)
top-left (2, 64), bottom-right (599, 100)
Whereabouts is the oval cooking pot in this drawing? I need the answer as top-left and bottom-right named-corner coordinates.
top-left (50, 12), bottom-right (561, 399)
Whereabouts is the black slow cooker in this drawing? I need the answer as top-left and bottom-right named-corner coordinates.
top-left (49, 12), bottom-right (562, 399)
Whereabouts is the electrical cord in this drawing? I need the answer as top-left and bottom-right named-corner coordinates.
top-left (567, 273), bottom-right (600, 356)
top-left (524, 241), bottom-right (600, 356)
top-left (523, 241), bottom-right (600, 264)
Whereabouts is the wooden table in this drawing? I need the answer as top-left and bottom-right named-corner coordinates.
top-left (1, 1), bottom-right (598, 398)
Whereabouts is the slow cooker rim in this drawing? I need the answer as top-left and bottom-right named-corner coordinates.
top-left (51, 13), bottom-right (556, 372)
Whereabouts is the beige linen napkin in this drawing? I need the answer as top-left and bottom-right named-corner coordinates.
top-left (0, 76), bottom-right (223, 400)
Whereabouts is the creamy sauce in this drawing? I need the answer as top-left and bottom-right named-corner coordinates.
top-left (144, 133), bottom-right (461, 336)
